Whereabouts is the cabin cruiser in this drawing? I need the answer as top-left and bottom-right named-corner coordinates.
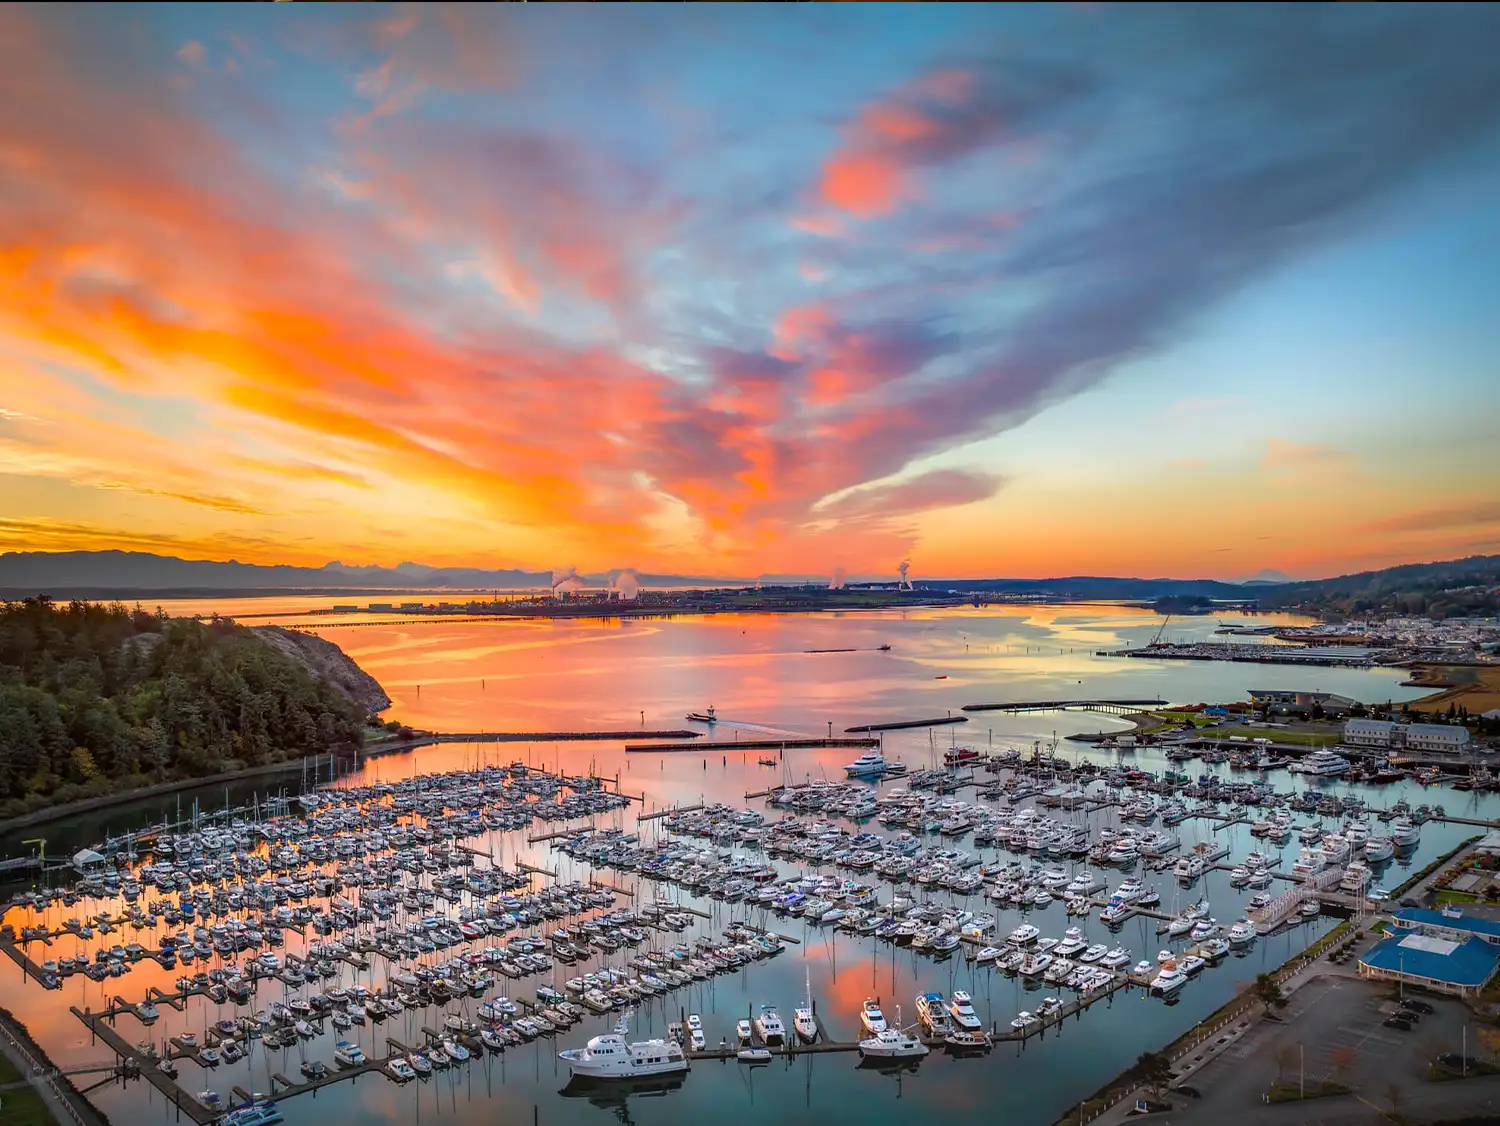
top-left (860, 999), bottom-right (887, 1035)
top-left (1151, 962), bottom-right (1188, 994)
top-left (687, 1015), bottom-right (707, 1052)
top-left (1101, 947), bottom-right (1132, 969)
top-left (1054, 928), bottom-right (1087, 957)
top-left (1227, 920), bottom-right (1256, 946)
top-left (753, 1005), bottom-right (785, 1046)
top-left (1341, 861), bottom-right (1372, 892)
top-left (558, 1015), bottom-right (688, 1079)
top-left (844, 753), bottom-right (888, 779)
top-left (914, 992), bottom-right (953, 1035)
top-left (947, 991), bottom-right (983, 1032)
top-left (1007, 923), bottom-right (1040, 945)
top-left (1390, 818), bottom-right (1421, 847)
top-left (1363, 836), bottom-right (1395, 863)
top-left (686, 705), bottom-right (717, 724)
top-left (332, 1041), bottom-right (365, 1068)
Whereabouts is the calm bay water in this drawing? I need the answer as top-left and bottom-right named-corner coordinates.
top-left (4, 604), bottom-right (1492, 1126)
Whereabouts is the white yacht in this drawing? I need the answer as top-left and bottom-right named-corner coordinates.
top-left (332, 1041), bottom-right (365, 1068)
top-left (859, 1026), bottom-right (929, 1059)
top-left (1390, 818), bottom-right (1421, 847)
top-left (1151, 962), bottom-right (1188, 994)
top-left (1363, 836), bottom-right (1395, 863)
top-left (753, 1005), bottom-right (786, 1046)
top-left (947, 991), bottom-right (983, 1032)
top-left (1054, 928), bottom-right (1087, 957)
top-left (558, 1015), bottom-right (689, 1079)
top-left (1340, 862), bottom-right (1372, 893)
top-left (1007, 923), bottom-right (1040, 945)
top-left (687, 1014), bottom-right (706, 1052)
top-left (1294, 750), bottom-right (1350, 776)
top-left (860, 998), bottom-right (887, 1035)
top-left (844, 752), bottom-right (887, 779)
top-left (1227, 920), bottom-right (1256, 947)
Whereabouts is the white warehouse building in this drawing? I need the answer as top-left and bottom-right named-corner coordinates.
top-left (1341, 718), bottom-right (1471, 755)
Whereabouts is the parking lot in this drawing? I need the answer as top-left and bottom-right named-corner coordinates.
top-left (1159, 975), bottom-right (1500, 1124)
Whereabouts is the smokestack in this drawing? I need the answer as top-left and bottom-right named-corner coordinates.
top-left (898, 559), bottom-right (911, 590)
top-left (829, 565), bottom-right (847, 591)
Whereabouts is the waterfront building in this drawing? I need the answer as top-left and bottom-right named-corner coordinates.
top-left (1249, 689), bottom-right (1358, 714)
top-left (1358, 909), bottom-right (1500, 997)
top-left (1341, 719), bottom-right (1471, 756)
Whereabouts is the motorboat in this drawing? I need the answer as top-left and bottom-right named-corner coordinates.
top-left (385, 1058), bottom-right (416, 1082)
top-left (1010, 1010), bottom-right (1039, 1031)
top-left (687, 1014), bottom-right (707, 1052)
top-left (332, 1041), bottom-right (365, 1068)
top-left (1151, 962), bottom-right (1188, 994)
top-left (914, 992), bottom-right (952, 1035)
top-left (686, 706), bottom-right (717, 724)
top-left (1390, 818), bottom-right (1421, 848)
top-left (558, 1015), bottom-right (688, 1079)
top-left (1363, 836), bottom-right (1395, 863)
top-left (1101, 947), bottom-right (1131, 969)
top-left (1054, 927), bottom-right (1087, 957)
top-left (735, 1019), bottom-right (753, 1044)
top-left (1007, 924), bottom-right (1040, 945)
top-left (844, 753), bottom-right (887, 779)
top-left (737, 1047), bottom-right (773, 1064)
top-left (753, 1005), bottom-right (786, 1046)
top-left (947, 991), bottom-right (983, 1032)
top-left (1227, 920), bottom-right (1256, 947)
top-left (858, 1026), bottom-right (929, 1058)
top-left (860, 998), bottom-right (887, 1035)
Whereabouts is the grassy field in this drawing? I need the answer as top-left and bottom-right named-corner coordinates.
top-left (1266, 1080), bottom-right (1351, 1102)
top-left (0, 1086), bottom-right (57, 1126)
top-left (0, 1051), bottom-right (20, 1083)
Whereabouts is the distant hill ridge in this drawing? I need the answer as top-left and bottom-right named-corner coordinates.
top-left (1, 549), bottom-right (1496, 613)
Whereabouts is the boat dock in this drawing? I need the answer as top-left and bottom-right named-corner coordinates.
top-left (625, 738), bottom-right (878, 753)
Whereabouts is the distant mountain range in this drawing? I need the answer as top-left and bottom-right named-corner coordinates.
top-left (2, 550), bottom-right (1494, 614)
top-left (0, 551), bottom-right (726, 595)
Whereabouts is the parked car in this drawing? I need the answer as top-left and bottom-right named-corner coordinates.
top-left (1436, 1053), bottom-right (1480, 1071)
top-left (1404, 1000), bottom-right (1435, 1015)
top-left (1383, 1016), bottom-right (1412, 1031)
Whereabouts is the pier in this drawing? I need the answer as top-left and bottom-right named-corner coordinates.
top-left (625, 737), bottom-right (877, 753)
top-left (845, 717), bottom-right (969, 733)
top-left (960, 698), bottom-right (1167, 714)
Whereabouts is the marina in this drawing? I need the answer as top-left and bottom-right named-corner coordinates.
top-left (1, 601), bottom-right (1493, 1126)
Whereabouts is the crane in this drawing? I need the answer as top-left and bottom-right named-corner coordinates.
top-left (1149, 615), bottom-right (1172, 647)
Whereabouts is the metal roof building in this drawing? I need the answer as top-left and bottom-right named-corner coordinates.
top-left (1392, 907), bottom-right (1500, 945)
top-left (1358, 932), bottom-right (1500, 997)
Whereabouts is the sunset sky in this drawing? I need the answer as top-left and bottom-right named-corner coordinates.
top-left (2, 3), bottom-right (1499, 582)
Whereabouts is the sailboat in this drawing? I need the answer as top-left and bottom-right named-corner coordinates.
top-left (793, 967), bottom-right (818, 1043)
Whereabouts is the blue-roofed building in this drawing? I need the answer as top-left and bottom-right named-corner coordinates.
top-left (1359, 932), bottom-right (1500, 997)
top-left (1391, 907), bottom-right (1500, 946)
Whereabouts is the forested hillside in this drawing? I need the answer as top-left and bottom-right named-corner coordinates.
top-left (0, 599), bottom-right (367, 818)
top-left (1255, 555), bottom-right (1500, 618)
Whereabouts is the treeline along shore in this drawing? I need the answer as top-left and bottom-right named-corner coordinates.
top-left (0, 598), bottom-right (379, 825)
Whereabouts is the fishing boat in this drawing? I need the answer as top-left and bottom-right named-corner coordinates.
top-left (858, 1005), bottom-right (928, 1059)
top-left (685, 706), bottom-right (718, 724)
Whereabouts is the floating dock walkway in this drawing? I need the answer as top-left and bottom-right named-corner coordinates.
top-left (961, 698), bottom-right (1167, 714)
top-left (845, 717), bottom-right (969, 732)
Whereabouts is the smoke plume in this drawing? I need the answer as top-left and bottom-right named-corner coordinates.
top-left (828, 565), bottom-right (847, 591)
top-left (551, 565), bottom-right (584, 594)
top-left (611, 569), bottom-right (640, 600)
top-left (898, 559), bottom-right (911, 589)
